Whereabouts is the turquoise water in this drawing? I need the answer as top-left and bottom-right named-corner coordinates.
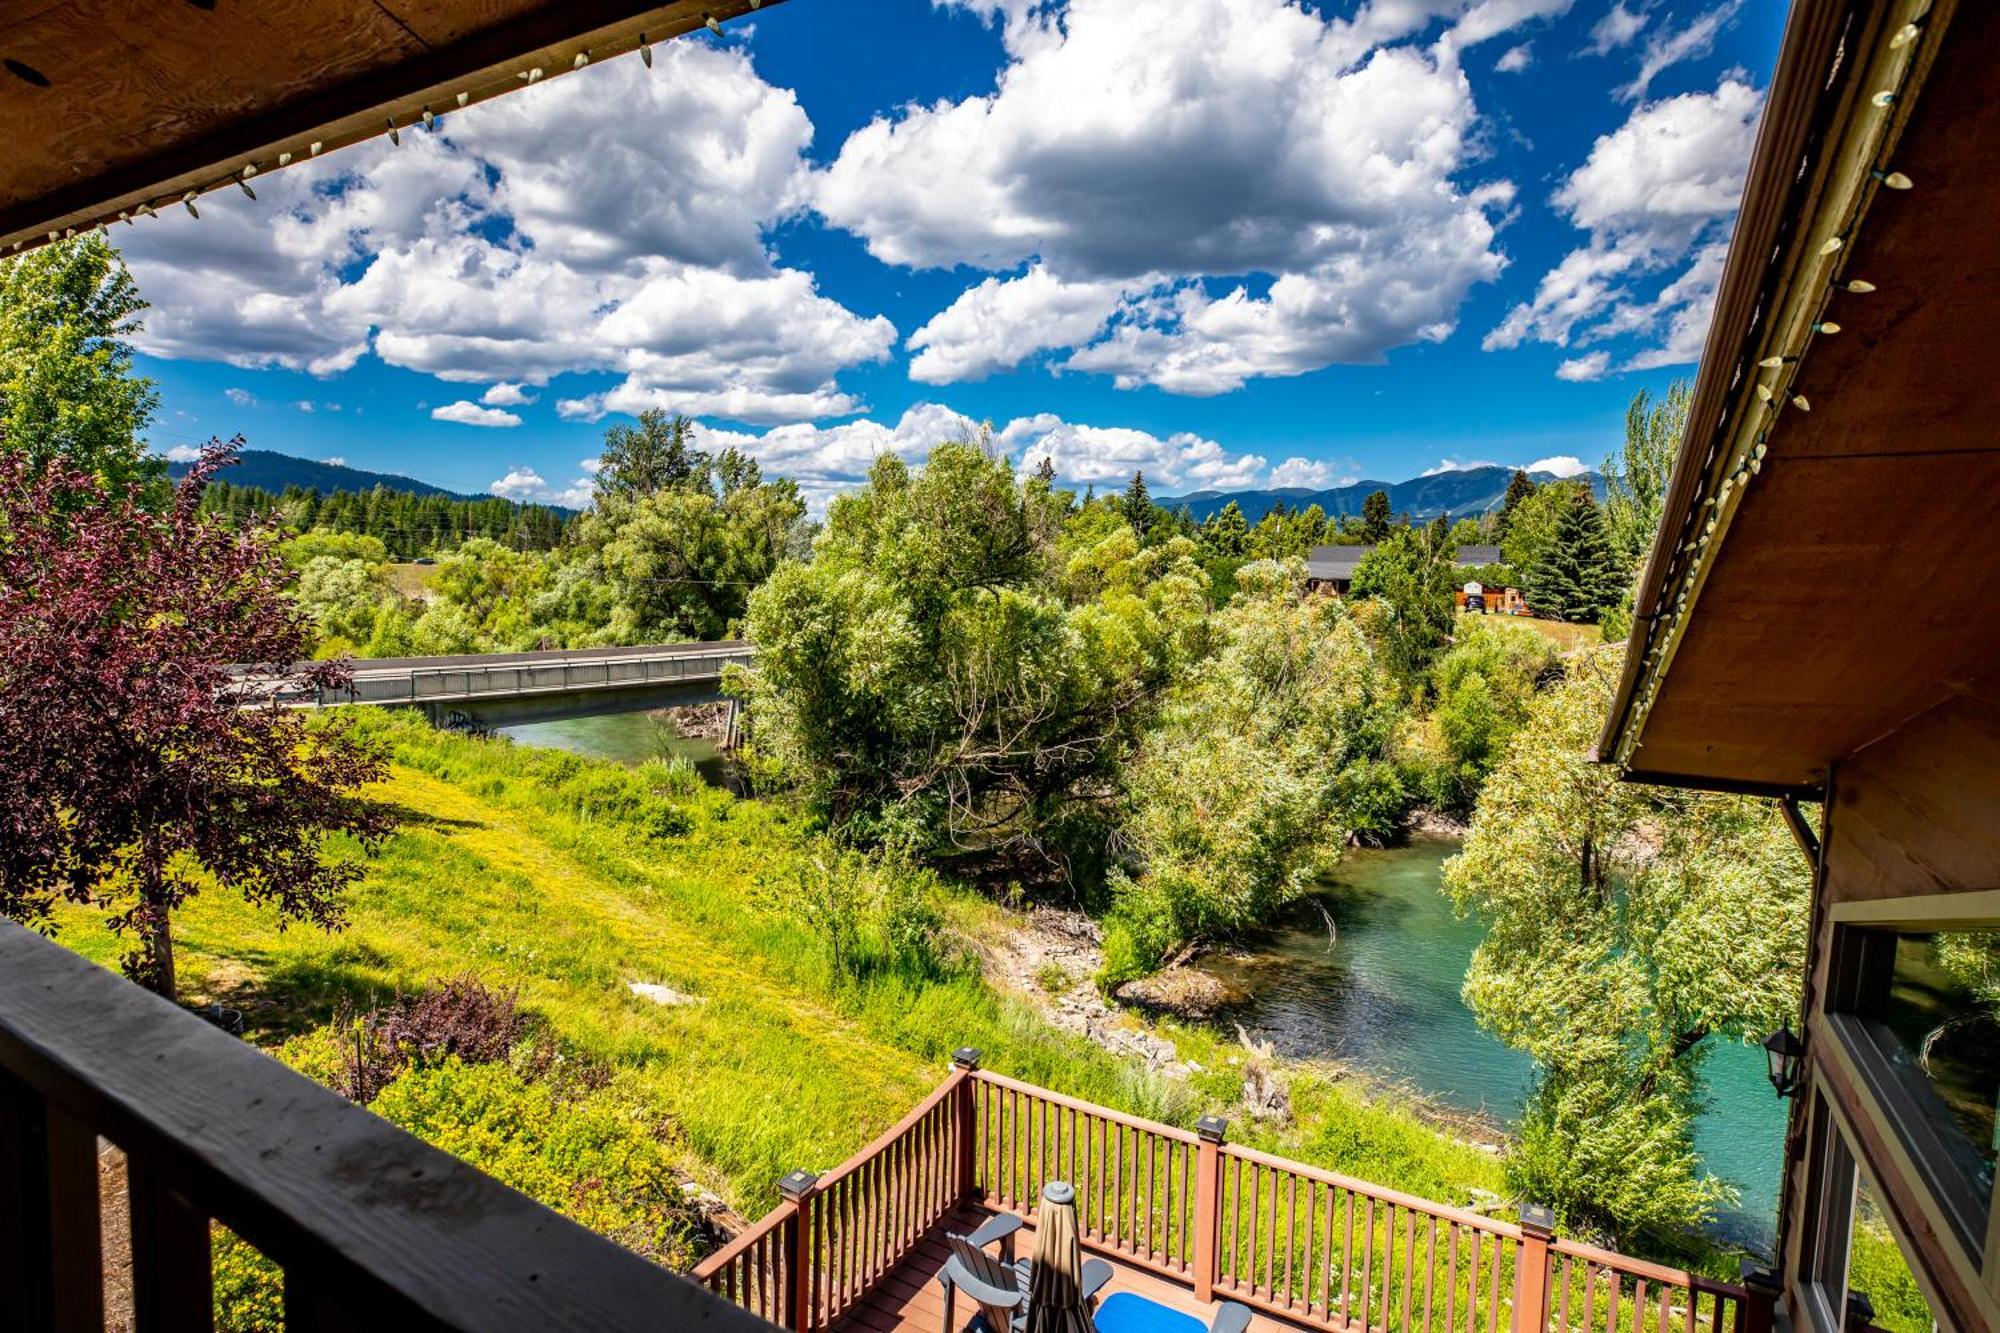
top-left (496, 711), bottom-right (728, 782)
top-left (1198, 835), bottom-right (1788, 1250)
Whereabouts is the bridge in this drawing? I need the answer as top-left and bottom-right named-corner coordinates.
top-left (273, 641), bottom-right (755, 729)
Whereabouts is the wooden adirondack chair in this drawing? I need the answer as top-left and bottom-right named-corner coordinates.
top-left (935, 1212), bottom-right (1116, 1333)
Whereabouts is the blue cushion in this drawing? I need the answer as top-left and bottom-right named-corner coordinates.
top-left (1092, 1292), bottom-right (1208, 1333)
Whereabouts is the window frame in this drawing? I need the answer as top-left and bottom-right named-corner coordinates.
top-left (1819, 889), bottom-right (2000, 1309)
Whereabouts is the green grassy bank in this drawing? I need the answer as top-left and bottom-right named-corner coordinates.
top-left (55, 709), bottom-right (1500, 1221)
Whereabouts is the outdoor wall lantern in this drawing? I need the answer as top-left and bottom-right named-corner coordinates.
top-left (1763, 1025), bottom-right (1806, 1098)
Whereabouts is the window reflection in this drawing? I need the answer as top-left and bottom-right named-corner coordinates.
top-left (1848, 930), bottom-right (2000, 1255)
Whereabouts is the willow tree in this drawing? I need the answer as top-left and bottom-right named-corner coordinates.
top-left (1602, 381), bottom-right (1691, 572)
top-left (1442, 649), bottom-right (1809, 1240)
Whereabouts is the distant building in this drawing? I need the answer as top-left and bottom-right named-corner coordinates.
top-left (1303, 543), bottom-right (1523, 612)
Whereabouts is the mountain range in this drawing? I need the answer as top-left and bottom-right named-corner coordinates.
top-left (1157, 465), bottom-right (1605, 525)
top-left (165, 449), bottom-right (482, 502)
top-left (162, 449), bottom-right (1600, 526)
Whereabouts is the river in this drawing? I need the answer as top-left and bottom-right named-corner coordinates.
top-left (498, 714), bottom-right (1786, 1249)
top-left (495, 711), bottom-right (729, 784)
top-left (1196, 835), bottom-right (1788, 1251)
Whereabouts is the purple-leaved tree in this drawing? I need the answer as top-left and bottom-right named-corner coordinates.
top-left (0, 436), bottom-right (394, 999)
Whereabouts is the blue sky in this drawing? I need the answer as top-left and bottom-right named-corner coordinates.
top-left (126, 0), bottom-right (1783, 506)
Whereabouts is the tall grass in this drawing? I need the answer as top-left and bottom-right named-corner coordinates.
top-left (52, 708), bottom-right (1502, 1222)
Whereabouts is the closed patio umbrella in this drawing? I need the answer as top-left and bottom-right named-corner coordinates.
top-left (1027, 1181), bottom-right (1092, 1333)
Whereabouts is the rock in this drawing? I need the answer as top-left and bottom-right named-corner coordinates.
top-left (1114, 967), bottom-right (1243, 1020)
top-left (628, 981), bottom-right (702, 1006)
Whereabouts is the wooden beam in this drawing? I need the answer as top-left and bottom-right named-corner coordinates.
top-left (0, 0), bottom-right (779, 253)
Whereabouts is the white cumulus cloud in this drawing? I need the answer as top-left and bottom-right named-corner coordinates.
top-left (1588, 1), bottom-right (1648, 54)
top-left (1617, 2), bottom-right (1740, 103)
top-left (490, 467), bottom-right (594, 508)
top-left (223, 387), bottom-right (255, 407)
top-left (1485, 77), bottom-right (1760, 376)
top-left (1555, 350), bottom-right (1611, 381)
top-left (114, 44), bottom-right (891, 424)
top-left (433, 401), bottom-right (523, 428)
top-left (817, 0), bottom-right (1512, 394)
top-left (1495, 44), bottom-right (1534, 72)
top-left (482, 382), bottom-right (537, 406)
top-left (1269, 457), bottom-right (1349, 489)
top-left (1524, 454), bottom-right (1591, 476)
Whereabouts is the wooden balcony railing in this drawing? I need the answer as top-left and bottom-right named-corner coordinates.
top-left (697, 1054), bottom-right (1775, 1333)
top-left (0, 920), bottom-right (780, 1333)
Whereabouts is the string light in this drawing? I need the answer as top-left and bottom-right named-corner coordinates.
top-left (1871, 169), bottom-right (1913, 190)
top-left (1758, 355), bottom-right (1796, 369)
top-left (237, 174), bottom-right (256, 200)
top-left (1791, 394), bottom-right (1810, 412)
top-left (1888, 21), bottom-right (1922, 49)
top-left (706, 14), bottom-right (724, 35)
top-left (573, 51), bottom-right (590, 69)
top-left (639, 32), bottom-right (653, 67)
top-left (1813, 321), bottom-right (1841, 335)
top-left (386, 116), bottom-right (400, 146)
top-left (1756, 383), bottom-right (1775, 403)
top-left (1818, 236), bottom-right (1844, 256)
top-left (1842, 279), bottom-right (1876, 293)
top-left (277, 151), bottom-right (292, 166)
top-left (1871, 90), bottom-right (1896, 108)
top-left (422, 106), bottom-right (436, 129)
top-left (457, 91), bottom-right (470, 107)
top-left (310, 141), bottom-right (324, 156)
top-left (182, 191), bottom-right (200, 219)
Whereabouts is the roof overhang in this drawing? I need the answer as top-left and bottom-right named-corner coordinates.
top-left (1, 0), bottom-right (774, 254)
top-left (1599, 0), bottom-right (2000, 797)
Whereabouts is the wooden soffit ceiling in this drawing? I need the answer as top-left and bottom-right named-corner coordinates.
top-left (1601, 0), bottom-right (2000, 797)
top-left (0, 0), bottom-right (776, 253)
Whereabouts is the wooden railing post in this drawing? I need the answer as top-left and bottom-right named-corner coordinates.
top-left (1193, 1114), bottom-right (1228, 1304)
top-left (777, 1169), bottom-right (818, 1333)
top-left (952, 1048), bottom-right (981, 1204)
top-left (1739, 1260), bottom-right (1780, 1333)
top-left (1512, 1204), bottom-right (1555, 1333)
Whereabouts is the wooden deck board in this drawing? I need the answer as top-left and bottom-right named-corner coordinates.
top-left (832, 1206), bottom-right (1323, 1333)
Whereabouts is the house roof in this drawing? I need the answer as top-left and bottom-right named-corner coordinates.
top-left (1303, 544), bottom-right (1504, 583)
top-left (1598, 0), bottom-right (2000, 797)
top-left (0, 0), bottom-right (772, 253)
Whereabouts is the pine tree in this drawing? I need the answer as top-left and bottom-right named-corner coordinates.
top-left (1204, 500), bottom-right (1250, 558)
top-left (1033, 456), bottom-right (1057, 487)
top-left (1122, 471), bottom-right (1152, 531)
top-left (1524, 490), bottom-right (1624, 623)
top-left (1360, 489), bottom-right (1391, 543)
top-left (1498, 469), bottom-right (1536, 536)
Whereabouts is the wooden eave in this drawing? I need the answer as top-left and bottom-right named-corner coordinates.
top-left (0, 0), bottom-right (777, 254)
top-left (1598, 0), bottom-right (2000, 796)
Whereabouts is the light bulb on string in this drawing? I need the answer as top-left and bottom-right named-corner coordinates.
top-left (1872, 169), bottom-right (1913, 190)
top-left (639, 33), bottom-right (653, 66)
top-left (1842, 279), bottom-right (1876, 294)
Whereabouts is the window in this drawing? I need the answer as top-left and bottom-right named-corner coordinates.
top-left (1827, 927), bottom-right (2000, 1262)
top-left (1799, 1096), bottom-right (1942, 1333)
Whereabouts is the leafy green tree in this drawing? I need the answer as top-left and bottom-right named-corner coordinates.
top-left (1499, 478), bottom-right (1573, 571)
top-left (1350, 525), bottom-right (1457, 689)
top-left (1359, 489), bottom-right (1392, 543)
top-left (738, 443), bottom-right (1207, 879)
top-left (1442, 650), bottom-right (1808, 1240)
top-left (594, 409), bottom-right (705, 500)
top-left (294, 555), bottom-right (398, 657)
top-left (1412, 620), bottom-right (1559, 814)
top-left (1602, 381), bottom-right (1689, 571)
top-left (0, 234), bottom-right (159, 488)
top-left (1523, 488), bottom-right (1624, 623)
top-left (1102, 560), bottom-right (1405, 981)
